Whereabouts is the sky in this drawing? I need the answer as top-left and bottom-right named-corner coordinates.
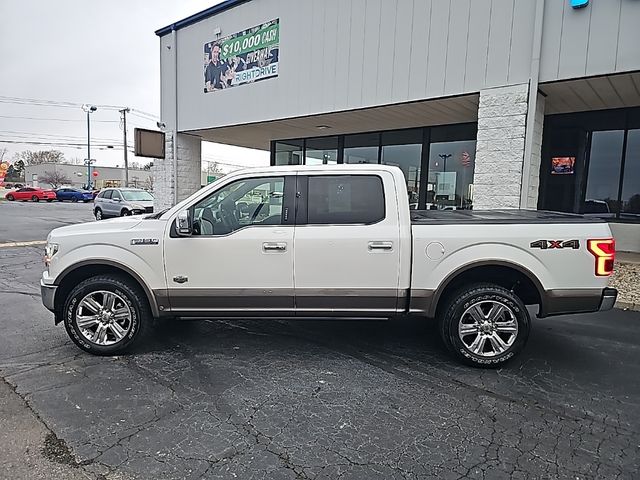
top-left (0, 0), bottom-right (269, 172)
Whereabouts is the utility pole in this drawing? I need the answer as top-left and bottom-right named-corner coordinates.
top-left (119, 108), bottom-right (130, 187)
top-left (82, 104), bottom-right (97, 189)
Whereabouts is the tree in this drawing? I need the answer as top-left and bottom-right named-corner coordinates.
top-left (39, 170), bottom-right (71, 189)
top-left (0, 147), bottom-right (7, 163)
top-left (17, 150), bottom-right (65, 166)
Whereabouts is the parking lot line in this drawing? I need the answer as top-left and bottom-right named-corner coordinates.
top-left (0, 240), bottom-right (46, 249)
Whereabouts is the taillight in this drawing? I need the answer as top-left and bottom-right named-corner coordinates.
top-left (587, 238), bottom-right (615, 276)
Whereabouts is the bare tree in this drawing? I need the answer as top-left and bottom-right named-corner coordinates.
top-left (39, 170), bottom-right (71, 189)
top-left (17, 150), bottom-right (65, 166)
top-left (145, 175), bottom-right (154, 191)
top-left (0, 147), bottom-right (8, 163)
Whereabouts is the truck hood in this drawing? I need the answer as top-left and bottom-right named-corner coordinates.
top-left (49, 216), bottom-right (146, 239)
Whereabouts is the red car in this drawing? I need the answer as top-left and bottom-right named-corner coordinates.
top-left (5, 187), bottom-right (57, 202)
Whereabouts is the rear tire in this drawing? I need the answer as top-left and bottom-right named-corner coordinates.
top-left (32, 195), bottom-right (39, 202)
top-left (438, 283), bottom-right (530, 368)
top-left (62, 275), bottom-right (150, 355)
top-left (94, 208), bottom-right (103, 220)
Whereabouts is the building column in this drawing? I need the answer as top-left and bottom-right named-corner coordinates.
top-left (152, 133), bottom-right (202, 210)
top-left (474, 83), bottom-right (544, 210)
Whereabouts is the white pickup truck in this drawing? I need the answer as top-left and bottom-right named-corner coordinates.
top-left (41, 165), bottom-right (617, 367)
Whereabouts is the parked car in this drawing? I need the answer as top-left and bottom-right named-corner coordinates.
top-left (93, 188), bottom-right (154, 220)
top-left (5, 187), bottom-right (56, 202)
top-left (55, 187), bottom-right (94, 203)
top-left (41, 165), bottom-right (618, 367)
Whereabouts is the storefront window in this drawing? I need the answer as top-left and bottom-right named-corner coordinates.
top-left (381, 130), bottom-right (422, 209)
top-left (621, 129), bottom-right (640, 217)
top-left (584, 130), bottom-right (624, 216)
top-left (274, 140), bottom-right (303, 166)
top-left (305, 137), bottom-right (338, 165)
top-left (428, 140), bottom-right (476, 210)
top-left (344, 133), bottom-right (379, 164)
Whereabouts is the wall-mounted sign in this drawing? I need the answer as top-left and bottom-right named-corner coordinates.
top-left (203, 19), bottom-right (280, 93)
top-left (570, 0), bottom-right (589, 9)
top-left (551, 157), bottom-right (576, 175)
top-left (134, 128), bottom-right (166, 159)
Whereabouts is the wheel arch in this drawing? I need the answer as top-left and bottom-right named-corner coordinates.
top-left (429, 260), bottom-right (545, 319)
top-left (53, 260), bottom-right (160, 322)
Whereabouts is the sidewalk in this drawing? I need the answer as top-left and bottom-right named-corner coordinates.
top-left (611, 251), bottom-right (640, 311)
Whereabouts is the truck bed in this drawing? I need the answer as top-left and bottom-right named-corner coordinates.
top-left (410, 209), bottom-right (607, 225)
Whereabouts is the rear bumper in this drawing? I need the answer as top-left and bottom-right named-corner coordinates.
top-left (40, 280), bottom-right (57, 312)
top-left (541, 287), bottom-right (618, 317)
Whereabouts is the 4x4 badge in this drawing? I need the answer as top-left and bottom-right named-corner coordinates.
top-left (530, 240), bottom-right (580, 250)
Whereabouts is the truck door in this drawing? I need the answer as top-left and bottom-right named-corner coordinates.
top-left (293, 172), bottom-right (402, 314)
top-left (163, 175), bottom-right (296, 315)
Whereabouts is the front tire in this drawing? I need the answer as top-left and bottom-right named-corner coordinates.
top-left (94, 208), bottom-right (103, 220)
top-left (62, 275), bottom-right (150, 355)
top-left (121, 209), bottom-right (131, 216)
top-left (438, 283), bottom-right (530, 368)
top-left (6, 194), bottom-right (14, 201)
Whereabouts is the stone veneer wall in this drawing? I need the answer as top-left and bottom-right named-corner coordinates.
top-left (152, 133), bottom-right (202, 210)
top-left (473, 83), bottom-right (529, 209)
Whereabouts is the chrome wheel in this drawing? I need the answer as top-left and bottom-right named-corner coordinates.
top-left (458, 300), bottom-right (518, 358)
top-left (75, 290), bottom-right (132, 346)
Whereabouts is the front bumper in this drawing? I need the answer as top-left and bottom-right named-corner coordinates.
top-left (599, 287), bottom-right (618, 311)
top-left (40, 280), bottom-right (57, 312)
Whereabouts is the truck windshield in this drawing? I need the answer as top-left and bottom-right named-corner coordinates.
top-left (121, 191), bottom-right (154, 201)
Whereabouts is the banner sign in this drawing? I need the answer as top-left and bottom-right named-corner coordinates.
top-left (204, 19), bottom-right (279, 93)
top-left (551, 157), bottom-right (575, 175)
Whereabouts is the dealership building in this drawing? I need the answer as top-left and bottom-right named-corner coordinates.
top-left (155, 0), bottom-right (640, 251)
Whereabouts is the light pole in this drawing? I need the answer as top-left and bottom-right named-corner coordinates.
top-left (82, 104), bottom-right (97, 189)
top-left (119, 108), bottom-right (130, 187)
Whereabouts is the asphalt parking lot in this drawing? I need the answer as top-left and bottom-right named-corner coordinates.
top-left (1, 201), bottom-right (639, 479)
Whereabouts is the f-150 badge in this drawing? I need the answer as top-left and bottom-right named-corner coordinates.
top-left (530, 240), bottom-right (579, 250)
top-left (131, 238), bottom-right (159, 245)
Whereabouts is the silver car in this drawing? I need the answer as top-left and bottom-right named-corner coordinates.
top-left (94, 188), bottom-right (154, 220)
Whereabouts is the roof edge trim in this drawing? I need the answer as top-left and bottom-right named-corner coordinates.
top-left (155, 0), bottom-right (252, 37)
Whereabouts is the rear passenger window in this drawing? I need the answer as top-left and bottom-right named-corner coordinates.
top-left (307, 175), bottom-right (385, 224)
top-left (102, 190), bottom-right (112, 200)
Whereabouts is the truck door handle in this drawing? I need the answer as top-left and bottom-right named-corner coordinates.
top-left (368, 241), bottom-right (393, 251)
top-left (263, 242), bottom-right (287, 252)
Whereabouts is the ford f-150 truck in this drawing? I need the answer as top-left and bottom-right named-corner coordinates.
top-left (41, 165), bottom-right (617, 367)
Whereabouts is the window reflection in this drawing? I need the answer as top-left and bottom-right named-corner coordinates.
top-left (344, 133), bottom-right (379, 164)
top-left (274, 141), bottom-right (303, 165)
top-left (381, 130), bottom-right (422, 209)
top-left (428, 141), bottom-right (476, 210)
top-left (584, 130), bottom-right (624, 216)
top-left (306, 137), bottom-right (338, 165)
top-left (621, 129), bottom-right (640, 217)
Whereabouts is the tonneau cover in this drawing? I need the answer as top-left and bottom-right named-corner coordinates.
top-left (410, 209), bottom-right (607, 225)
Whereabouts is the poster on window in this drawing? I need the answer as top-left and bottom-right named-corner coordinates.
top-left (203, 19), bottom-right (279, 93)
top-left (551, 157), bottom-right (575, 175)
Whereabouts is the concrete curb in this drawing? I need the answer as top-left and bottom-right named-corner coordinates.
top-left (615, 301), bottom-right (640, 312)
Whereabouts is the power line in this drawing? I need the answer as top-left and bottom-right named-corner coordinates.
top-left (0, 114), bottom-right (120, 123)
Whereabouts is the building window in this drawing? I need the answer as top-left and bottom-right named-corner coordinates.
top-left (381, 130), bottom-right (422, 209)
top-left (344, 133), bottom-right (379, 164)
top-left (540, 108), bottom-right (640, 222)
top-left (305, 137), bottom-right (338, 165)
top-left (428, 140), bottom-right (476, 210)
top-left (275, 140), bottom-right (303, 165)
top-left (584, 130), bottom-right (624, 216)
top-left (621, 129), bottom-right (640, 218)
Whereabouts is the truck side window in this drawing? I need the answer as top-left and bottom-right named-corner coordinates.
top-left (307, 175), bottom-right (385, 224)
top-left (192, 176), bottom-right (285, 235)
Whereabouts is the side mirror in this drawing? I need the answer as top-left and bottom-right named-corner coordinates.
top-left (176, 209), bottom-right (192, 236)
